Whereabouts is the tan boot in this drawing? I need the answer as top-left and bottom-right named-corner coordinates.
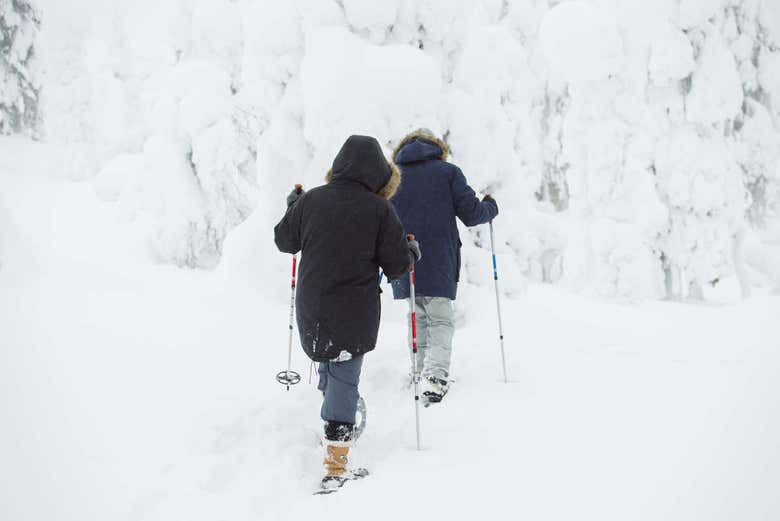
top-left (316, 442), bottom-right (369, 494)
top-left (323, 442), bottom-right (350, 477)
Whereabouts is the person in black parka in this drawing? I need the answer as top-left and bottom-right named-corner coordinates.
top-left (274, 135), bottom-right (418, 490)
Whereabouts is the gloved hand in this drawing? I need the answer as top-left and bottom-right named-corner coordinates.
top-left (482, 193), bottom-right (498, 212)
top-left (407, 235), bottom-right (422, 263)
top-left (287, 184), bottom-right (305, 207)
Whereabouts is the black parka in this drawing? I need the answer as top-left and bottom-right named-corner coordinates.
top-left (274, 135), bottom-right (410, 362)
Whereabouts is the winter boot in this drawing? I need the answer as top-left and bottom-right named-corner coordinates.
top-left (422, 375), bottom-right (449, 405)
top-left (316, 442), bottom-right (370, 494)
top-left (315, 422), bottom-right (369, 494)
top-left (324, 442), bottom-right (350, 476)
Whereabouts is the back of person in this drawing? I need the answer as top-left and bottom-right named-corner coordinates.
top-left (296, 177), bottom-right (400, 359)
top-left (274, 134), bottom-right (415, 493)
top-left (275, 135), bottom-right (410, 362)
top-left (390, 130), bottom-right (497, 301)
top-left (389, 129), bottom-right (498, 404)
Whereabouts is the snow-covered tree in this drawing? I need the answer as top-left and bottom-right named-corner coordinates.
top-left (32, 0), bottom-right (780, 297)
top-left (0, 0), bottom-right (40, 136)
top-left (650, 1), bottom-right (780, 299)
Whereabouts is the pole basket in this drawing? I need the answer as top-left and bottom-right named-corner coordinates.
top-left (276, 370), bottom-right (302, 388)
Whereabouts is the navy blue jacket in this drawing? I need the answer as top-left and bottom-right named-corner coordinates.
top-left (390, 135), bottom-right (498, 300)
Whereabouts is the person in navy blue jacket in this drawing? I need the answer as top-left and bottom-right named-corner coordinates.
top-left (390, 129), bottom-right (498, 403)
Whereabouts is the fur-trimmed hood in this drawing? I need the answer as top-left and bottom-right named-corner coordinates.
top-left (325, 161), bottom-right (401, 200)
top-left (392, 130), bottom-right (450, 164)
top-left (324, 135), bottom-right (401, 199)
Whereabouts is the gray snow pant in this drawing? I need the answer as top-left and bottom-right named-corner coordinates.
top-left (407, 297), bottom-right (455, 380)
top-left (318, 355), bottom-right (363, 425)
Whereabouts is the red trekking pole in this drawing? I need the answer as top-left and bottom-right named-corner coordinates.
top-left (276, 185), bottom-right (303, 391)
top-left (407, 234), bottom-right (422, 450)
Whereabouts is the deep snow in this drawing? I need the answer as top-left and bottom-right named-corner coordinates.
top-left (2, 138), bottom-right (779, 520)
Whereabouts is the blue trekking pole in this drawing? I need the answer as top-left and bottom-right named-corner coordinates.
top-left (489, 221), bottom-right (508, 383)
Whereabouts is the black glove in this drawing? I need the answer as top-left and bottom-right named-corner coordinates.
top-left (286, 185), bottom-right (305, 207)
top-left (407, 237), bottom-right (422, 263)
top-left (482, 193), bottom-right (498, 212)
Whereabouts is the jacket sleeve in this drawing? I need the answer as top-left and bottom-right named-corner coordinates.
top-left (274, 196), bottom-right (305, 254)
top-left (376, 202), bottom-right (411, 280)
top-left (451, 166), bottom-right (498, 227)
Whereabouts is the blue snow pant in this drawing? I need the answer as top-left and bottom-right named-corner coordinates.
top-left (318, 355), bottom-right (363, 425)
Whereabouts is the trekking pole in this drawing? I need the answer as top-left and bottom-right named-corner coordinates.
top-left (276, 186), bottom-right (303, 391)
top-left (407, 235), bottom-right (422, 450)
top-left (489, 221), bottom-right (508, 383)
top-left (276, 253), bottom-right (302, 390)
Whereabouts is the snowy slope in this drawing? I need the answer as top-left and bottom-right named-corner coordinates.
top-left (2, 139), bottom-right (779, 520)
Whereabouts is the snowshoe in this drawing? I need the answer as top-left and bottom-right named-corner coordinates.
top-left (313, 468), bottom-right (369, 495)
top-left (353, 396), bottom-right (367, 440)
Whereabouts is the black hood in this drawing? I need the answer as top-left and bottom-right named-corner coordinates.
top-left (331, 135), bottom-right (392, 193)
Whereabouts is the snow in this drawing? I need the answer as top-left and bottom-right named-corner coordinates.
top-left (189, 0), bottom-right (243, 86)
top-left (2, 138), bottom-right (780, 521)
top-left (0, 0), bottom-right (40, 136)
top-left (341, 0), bottom-right (400, 42)
top-left (538, 1), bottom-right (623, 84)
top-left (687, 30), bottom-right (743, 127)
top-left (758, 48), bottom-right (780, 120)
top-left (764, 1), bottom-right (780, 43)
top-left (25, 0), bottom-right (780, 300)
top-left (300, 26), bottom-right (441, 168)
top-left (678, 0), bottom-right (727, 29)
top-left (648, 24), bottom-right (696, 86)
top-left (5, 1), bottom-right (780, 516)
top-left (655, 126), bottom-right (748, 295)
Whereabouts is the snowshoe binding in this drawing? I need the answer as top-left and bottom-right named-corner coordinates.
top-left (422, 376), bottom-right (449, 407)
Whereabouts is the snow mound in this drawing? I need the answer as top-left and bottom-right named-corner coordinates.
top-left (538, 1), bottom-right (623, 84)
top-left (679, 0), bottom-right (726, 29)
top-left (649, 23), bottom-right (696, 86)
top-left (687, 31), bottom-right (743, 126)
top-left (300, 27), bottom-right (441, 161)
top-left (342, 0), bottom-right (401, 42)
top-left (764, 2), bottom-right (780, 44)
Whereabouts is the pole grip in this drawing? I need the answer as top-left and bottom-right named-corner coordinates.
top-left (407, 234), bottom-right (417, 266)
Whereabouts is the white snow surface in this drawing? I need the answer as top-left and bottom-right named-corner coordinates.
top-left (2, 138), bottom-right (779, 520)
top-left (538, 1), bottom-right (622, 84)
top-left (5, 0), bottom-right (780, 518)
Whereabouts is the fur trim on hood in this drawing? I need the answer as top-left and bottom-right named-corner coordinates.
top-left (324, 160), bottom-right (401, 200)
top-left (392, 130), bottom-right (450, 162)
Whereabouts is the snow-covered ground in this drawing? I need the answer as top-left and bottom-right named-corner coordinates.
top-left (2, 138), bottom-right (779, 520)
